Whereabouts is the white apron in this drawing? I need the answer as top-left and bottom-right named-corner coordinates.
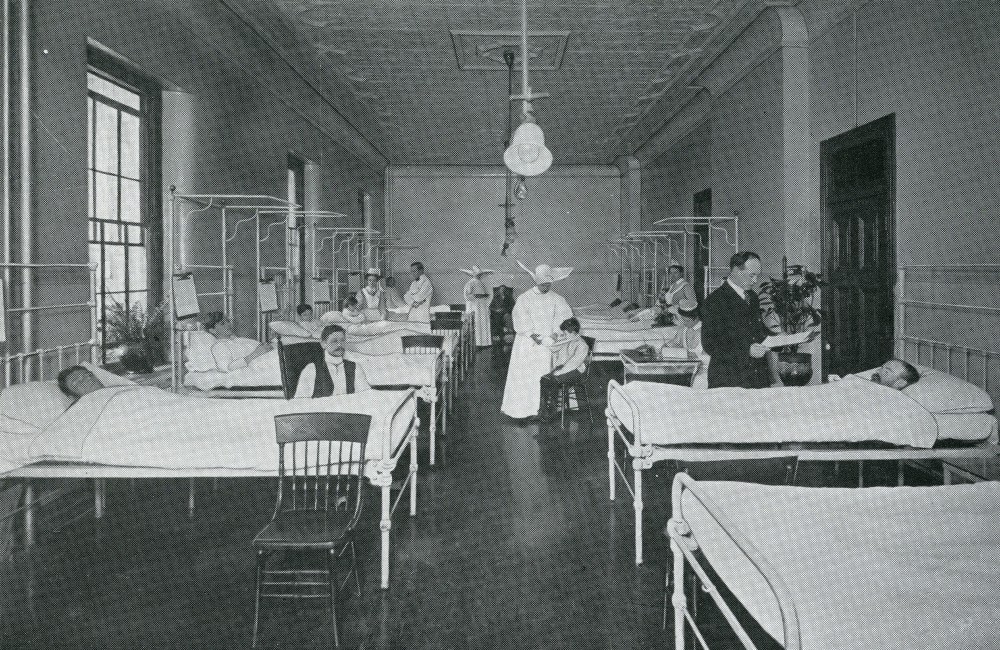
top-left (500, 288), bottom-right (574, 418)
top-left (464, 277), bottom-right (492, 347)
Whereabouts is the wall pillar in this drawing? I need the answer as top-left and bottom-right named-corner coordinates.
top-left (616, 156), bottom-right (640, 235)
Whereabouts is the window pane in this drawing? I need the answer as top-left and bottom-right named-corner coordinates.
top-left (128, 246), bottom-right (147, 293)
top-left (87, 97), bottom-right (94, 170)
top-left (88, 72), bottom-right (140, 110)
top-left (94, 172), bottom-right (117, 222)
top-left (127, 224), bottom-right (143, 244)
top-left (89, 220), bottom-right (97, 241)
top-left (93, 101), bottom-right (118, 173)
top-left (89, 243), bottom-right (102, 273)
top-left (103, 222), bottom-right (121, 243)
top-left (120, 113), bottom-right (140, 180)
top-left (130, 291), bottom-right (147, 315)
top-left (104, 245), bottom-right (125, 293)
top-left (121, 178), bottom-right (140, 223)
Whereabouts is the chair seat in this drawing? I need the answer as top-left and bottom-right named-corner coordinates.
top-left (253, 510), bottom-right (354, 550)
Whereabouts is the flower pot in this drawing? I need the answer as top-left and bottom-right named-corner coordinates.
top-left (119, 343), bottom-right (154, 374)
top-left (777, 351), bottom-right (813, 386)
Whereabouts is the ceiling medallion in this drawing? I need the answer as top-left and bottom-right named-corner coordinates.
top-left (451, 30), bottom-right (569, 71)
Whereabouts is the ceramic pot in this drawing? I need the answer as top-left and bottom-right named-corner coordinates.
top-left (777, 351), bottom-right (812, 386)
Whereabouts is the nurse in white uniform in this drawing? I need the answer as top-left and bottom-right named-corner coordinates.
top-left (461, 264), bottom-right (494, 347)
top-left (500, 262), bottom-right (574, 420)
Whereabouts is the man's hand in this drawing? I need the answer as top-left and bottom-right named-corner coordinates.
top-left (530, 333), bottom-right (543, 344)
top-left (749, 343), bottom-right (769, 358)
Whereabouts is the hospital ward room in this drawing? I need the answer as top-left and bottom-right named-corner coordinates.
top-left (0, 0), bottom-right (997, 648)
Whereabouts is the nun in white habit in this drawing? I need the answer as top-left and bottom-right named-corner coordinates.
top-left (500, 262), bottom-right (574, 420)
top-left (462, 265), bottom-right (494, 347)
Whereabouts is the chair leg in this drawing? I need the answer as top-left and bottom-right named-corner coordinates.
top-left (581, 384), bottom-right (593, 423)
top-left (560, 385), bottom-right (567, 428)
top-left (252, 550), bottom-right (264, 650)
top-left (350, 540), bottom-right (361, 597)
top-left (327, 549), bottom-right (340, 648)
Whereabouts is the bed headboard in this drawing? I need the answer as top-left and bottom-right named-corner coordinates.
top-left (0, 262), bottom-right (99, 389)
top-left (896, 264), bottom-right (999, 406)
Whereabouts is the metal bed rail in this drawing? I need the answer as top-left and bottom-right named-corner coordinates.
top-left (668, 472), bottom-right (801, 650)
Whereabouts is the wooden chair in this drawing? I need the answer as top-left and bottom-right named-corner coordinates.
top-left (660, 457), bottom-right (799, 631)
top-left (555, 336), bottom-right (597, 427)
top-left (276, 337), bottom-right (325, 399)
top-left (400, 334), bottom-right (447, 464)
top-left (252, 412), bottom-right (373, 649)
top-left (448, 303), bottom-right (467, 312)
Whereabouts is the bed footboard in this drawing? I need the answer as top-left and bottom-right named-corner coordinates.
top-left (668, 473), bottom-right (801, 650)
top-left (606, 379), bottom-right (657, 564)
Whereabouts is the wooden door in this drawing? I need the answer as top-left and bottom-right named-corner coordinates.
top-left (821, 115), bottom-right (895, 376)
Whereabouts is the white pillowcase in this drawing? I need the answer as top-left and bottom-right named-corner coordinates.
top-left (903, 364), bottom-right (994, 414)
top-left (855, 364), bottom-right (994, 414)
top-left (0, 381), bottom-right (72, 431)
top-left (319, 311), bottom-right (348, 325)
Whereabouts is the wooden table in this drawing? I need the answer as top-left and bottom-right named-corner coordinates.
top-left (619, 349), bottom-right (701, 386)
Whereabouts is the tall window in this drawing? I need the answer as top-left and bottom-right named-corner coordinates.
top-left (87, 53), bottom-right (160, 358)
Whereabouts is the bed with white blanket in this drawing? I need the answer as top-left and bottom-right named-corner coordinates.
top-left (578, 316), bottom-right (677, 359)
top-left (177, 330), bottom-right (284, 397)
top-left (668, 475), bottom-right (1000, 650)
top-left (2, 383), bottom-right (420, 589)
top-left (609, 363), bottom-right (999, 563)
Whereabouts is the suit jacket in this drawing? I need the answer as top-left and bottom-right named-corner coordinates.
top-left (701, 281), bottom-right (770, 389)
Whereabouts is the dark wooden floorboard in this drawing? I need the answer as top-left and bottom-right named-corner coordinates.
top-left (0, 347), bottom-right (924, 649)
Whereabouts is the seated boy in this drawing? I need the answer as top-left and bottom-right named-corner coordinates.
top-left (538, 317), bottom-right (590, 422)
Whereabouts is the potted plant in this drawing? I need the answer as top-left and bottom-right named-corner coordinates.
top-left (758, 265), bottom-right (824, 386)
top-left (104, 299), bottom-right (166, 374)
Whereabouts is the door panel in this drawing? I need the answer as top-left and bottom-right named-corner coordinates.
top-left (822, 115), bottom-right (895, 377)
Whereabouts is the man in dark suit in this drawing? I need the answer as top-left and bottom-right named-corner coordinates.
top-left (702, 252), bottom-right (774, 389)
top-left (293, 325), bottom-right (370, 397)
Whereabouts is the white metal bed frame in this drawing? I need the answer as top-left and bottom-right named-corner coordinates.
top-left (609, 264), bottom-right (1000, 564)
top-left (667, 472), bottom-right (802, 650)
top-left (5, 389), bottom-right (421, 590)
top-left (168, 191), bottom-right (300, 391)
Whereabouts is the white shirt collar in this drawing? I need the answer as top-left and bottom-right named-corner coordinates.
top-left (726, 277), bottom-right (746, 300)
top-left (324, 352), bottom-right (345, 365)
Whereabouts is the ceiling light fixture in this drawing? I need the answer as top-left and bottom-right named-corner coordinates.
top-left (503, 0), bottom-right (552, 177)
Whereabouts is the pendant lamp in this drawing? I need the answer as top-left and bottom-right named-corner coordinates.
top-left (504, 0), bottom-right (552, 177)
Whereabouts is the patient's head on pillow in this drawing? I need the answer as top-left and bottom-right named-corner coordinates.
top-left (57, 365), bottom-right (105, 399)
top-left (871, 358), bottom-right (920, 390)
top-left (296, 303), bottom-right (314, 320)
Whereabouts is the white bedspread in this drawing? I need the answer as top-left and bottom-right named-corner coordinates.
top-left (578, 317), bottom-right (655, 332)
top-left (610, 376), bottom-right (940, 447)
top-left (681, 480), bottom-right (1000, 650)
top-left (22, 386), bottom-right (415, 476)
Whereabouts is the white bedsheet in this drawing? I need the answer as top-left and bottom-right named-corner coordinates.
top-left (578, 317), bottom-right (656, 332)
top-left (681, 481), bottom-right (1000, 650)
top-left (609, 377), bottom-right (940, 447)
top-left (347, 352), bottom-right (440, 387)
top-left (347, 328), bottom-right (457, 359)
top-left (182, 349), bottom-right (282, 390)
top-left (21, 386), bottom-right (415, 477)
top-left (583, 326), bottom-right (677, 355)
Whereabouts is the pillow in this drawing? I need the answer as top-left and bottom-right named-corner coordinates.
top-left (0, 381), bottom-right (73, 431)
top-left (184, 331), bottom-right (218, 372)
top-left (902, 364), bottom-right (993, 414)
top-left (319, 310), bottom-right (348, 325)
top-left (269, 320), bottom-right (315, 338)
top-left (853, 364), bottom-right (994, 414)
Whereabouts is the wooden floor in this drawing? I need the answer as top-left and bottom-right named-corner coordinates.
top-left (0, 347), bottom-right (921, 649)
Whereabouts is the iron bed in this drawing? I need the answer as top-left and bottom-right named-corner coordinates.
top-left (4, 387), bottom-right (420, 590)
top-left (609, 263), bottom-right (1000, 564)
top-left (667, 473), bottom-right (1000, 650)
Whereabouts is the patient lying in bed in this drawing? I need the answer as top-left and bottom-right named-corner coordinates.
top-left (181, 313), bottom-right (281, 391)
